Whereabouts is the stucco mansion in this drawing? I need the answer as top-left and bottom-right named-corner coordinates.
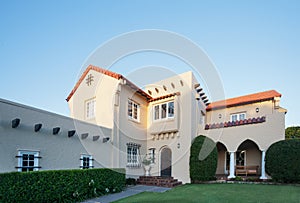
top-left (0, 65), bottom-right (286, 184)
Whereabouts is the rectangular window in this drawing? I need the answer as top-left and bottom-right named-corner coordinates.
top-left (127, 143), bottom-right (141, 167)
top-left (80, 155), bottom-right (93, 169)
top-left (153, 100), bottom-right (175, 120)
top-left (86, 98), bottom-right (96, 119)
top-left (230, 113), bottom-right (246, 122)
top-left (133, 103), bottom-right (138, 120)
top-left (128, 100), bottom-right (140, 122)
top-left (231, 114), bottom-right (238, 122)
top-left (16, 150), bottom-right (40, 172)
top-left (128, 100), bottom-right (133, 118)
top-left (168, 102), bottom-right (174, 118)
top-left (161, 103), bottom-right (167, 119)
top-left (149, 148), bottom-right (155, 164)
top-left (154, 105), bottom-right (160, 120)
top-left (239, 113), bottom-right (246, 121)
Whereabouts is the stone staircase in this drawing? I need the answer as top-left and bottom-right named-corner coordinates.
top-left (137, 176), bottom-right (182, 188)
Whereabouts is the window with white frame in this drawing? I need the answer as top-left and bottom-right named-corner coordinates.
top-left (168, 102), bottom-right (174, 117)
top-left (153, 101), bottom-right (174, 120)
top-left (80, 154), bottom-right (93, 169)
top-left (154, 105), bottom-right (159, 120)
top-left (16, 150), bottom-right (40, 172)
top-left (86, 98), bottom-right (96, 119)
top-left (148, 148), bottom-right (155, 164)
top-left (128, 100), bottom-right (140, 122)
top-left (230, 112), bottom-right (246, 122)
top-left (126, 143), bottom-right (141, 167)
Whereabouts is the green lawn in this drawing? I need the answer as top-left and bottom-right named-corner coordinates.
top-left (114, 183), bottom-right (300, 203)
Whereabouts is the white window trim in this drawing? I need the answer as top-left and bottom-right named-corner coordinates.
top-left (85, 98), bottom-right (96, 120)
top-left (80, 154), bottom-right (93, 169)
top-left (17, 150), bottom-right (40, 172)
top-left (126, 144), bottom-right (141, 167)
top-left (230, 112), bottom-right (246, 122)
top-left (128, 100), bottom-right (140, 122)
top-left (153, 100), bottom-right (175, 121)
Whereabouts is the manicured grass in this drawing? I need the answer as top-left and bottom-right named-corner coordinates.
top-left (114, 183), bottom-right (300, 203)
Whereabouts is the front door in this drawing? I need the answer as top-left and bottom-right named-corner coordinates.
top-left (161, 148), bottom-right (172, 177)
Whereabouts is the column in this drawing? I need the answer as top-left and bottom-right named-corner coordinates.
top-left (260, 150), bottom-right (267, 179)
top-left (228, 151), bottom-right (236, 179)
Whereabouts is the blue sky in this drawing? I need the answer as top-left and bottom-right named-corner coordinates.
top-left (0, 0), bottom-right (299, 127)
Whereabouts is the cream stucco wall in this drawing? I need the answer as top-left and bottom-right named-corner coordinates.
top-left (115, 83), bottom-right (148, 177)
top-left (145, 72), bottom-right (207, 183)
top-left (68, 70), bottom-right (120, 129)
top-left (205, 99), bottom-right (286, 152)
top-left (0, 99), bottom-right (113, 173)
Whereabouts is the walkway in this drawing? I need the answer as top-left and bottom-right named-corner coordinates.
top-left (82, 185), bottom-right (171, 203)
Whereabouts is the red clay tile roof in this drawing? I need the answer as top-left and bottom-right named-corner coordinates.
top-left (66, 65), bottom-right (152, 101)
top-left (206, 90), bottom-right (281, 111)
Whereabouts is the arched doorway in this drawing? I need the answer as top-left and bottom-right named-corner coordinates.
top-left (216, 142), bottom-right (229, 175)
top-left (160, 147), bottom-right (172, 177)
top-left (236, 139), bottom-right (261, 175)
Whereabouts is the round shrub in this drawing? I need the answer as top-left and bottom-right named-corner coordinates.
top-left (189, 135), bottom-right (217, 182)
top-left (265, 139), bottom-right (300, 183)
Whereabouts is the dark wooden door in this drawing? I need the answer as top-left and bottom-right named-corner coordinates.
top-left (161, 148), bottom-right (172, 177)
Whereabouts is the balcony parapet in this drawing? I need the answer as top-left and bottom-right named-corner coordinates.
top-left (205, 116), bottom-right (266, 130)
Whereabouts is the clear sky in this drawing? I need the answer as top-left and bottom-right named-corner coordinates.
top-left (0, 0), bottom-right (299, 127)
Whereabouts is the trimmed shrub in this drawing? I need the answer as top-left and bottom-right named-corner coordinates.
top-left (189, 135), bottom-right (217, 182)
top-left (266, 139), bottom-right (300, 183)
top-left (0, 168), bottom-right (125, 203)
top-left (126, 178), bottom-right (137, 186)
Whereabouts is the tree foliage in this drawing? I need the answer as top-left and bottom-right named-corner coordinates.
top-left (189, 135), bottom-right (217, 182)
top-left (285, 126), bottom-right (300, 139)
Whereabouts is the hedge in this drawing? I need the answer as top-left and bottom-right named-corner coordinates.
top-left (189, 135), bottom-right (217, 182)
top-left (265, 139), bottom-right (300, 183)
top-left (0, 168), bottom-right (125, 203)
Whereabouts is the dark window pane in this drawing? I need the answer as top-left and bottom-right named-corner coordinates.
top-left (128, 101), bottom-right (132, 117)
top-left (29, 161), bottom-right (34, 166)
top-left (23, 160), bottom-right (28, 166)
top-left (161, 104), bottom-right (167, 118)
top-left (23, 154), bottom-right (28, 160)
top-left (133, 104), bottom-right (138, 119)
top-left (154, 105), bottom-right (159, 120)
